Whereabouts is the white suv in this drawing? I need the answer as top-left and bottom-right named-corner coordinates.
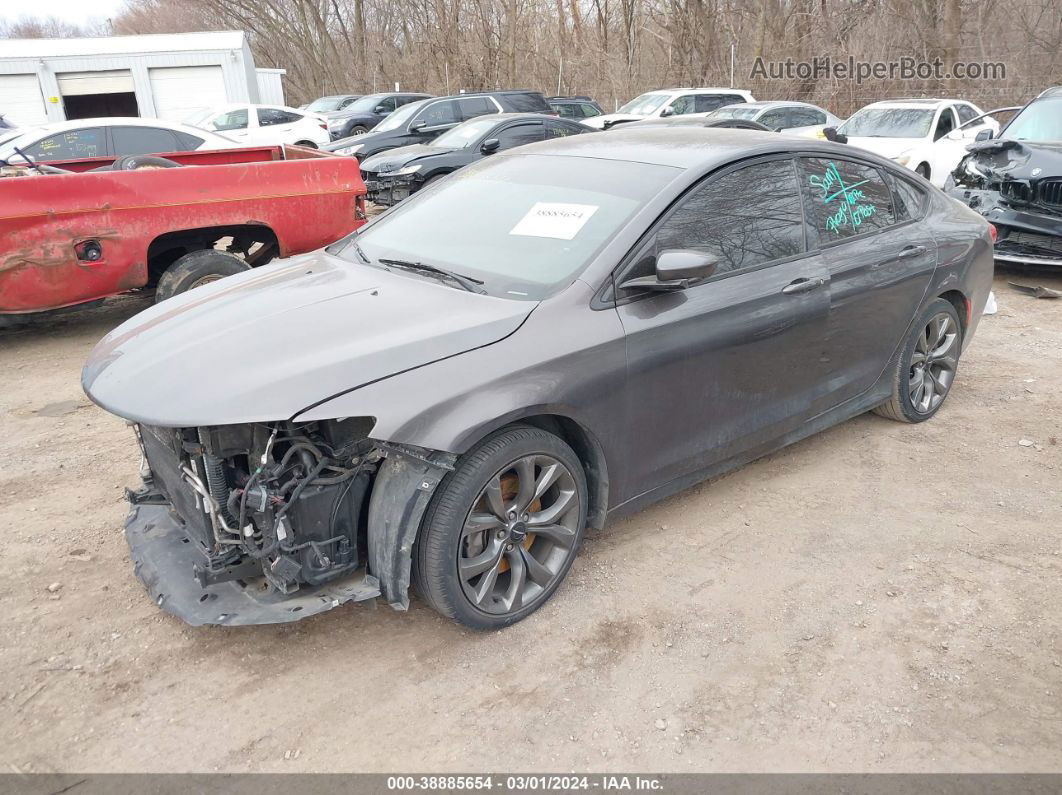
top-left (837, 99), bottom-right (999, 187)
top-left (584, 88), bottom-right (755, 130)
top-left (185, 104), bottom-right (332, 148)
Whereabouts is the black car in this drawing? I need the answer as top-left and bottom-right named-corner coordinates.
top-left (324, 90), bottom-right (554, 160)
top-left (326, 92), bottom-right (432, 140)
top-left (548, 96), bottom-right (604, 121)
top-left (947, 87), bottom-right (1062, 268)
top-left (359, 113), bottom-right (592, 205)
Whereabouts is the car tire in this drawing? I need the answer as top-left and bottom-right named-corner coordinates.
top-left (413, 425), bottom-right (588, 630)
top-left (294, 140), bottom-right (318, 149)
top-left (348, 126), bottom-right (369, 136)
top-left (155, 249), bottom-right (251, 303)
top-left (916, 163), bottom-right (931, 179)
top-left (873, 298), bottom-right (962, 423)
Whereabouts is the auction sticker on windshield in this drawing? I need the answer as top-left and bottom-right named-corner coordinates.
top-left (510, 202), bottom-right (598, 240)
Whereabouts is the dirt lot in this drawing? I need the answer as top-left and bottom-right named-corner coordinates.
top-left (2, 269), bottom-right (1061, 774)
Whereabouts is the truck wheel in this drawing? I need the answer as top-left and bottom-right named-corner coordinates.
top-left (155, 250), bottom-right (250, 303)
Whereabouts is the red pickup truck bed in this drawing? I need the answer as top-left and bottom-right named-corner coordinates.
top-left (0, 145), bottom-right (365, 316)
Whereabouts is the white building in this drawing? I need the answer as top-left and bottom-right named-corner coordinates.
top-left (0, 31), bottom-right (286, 127)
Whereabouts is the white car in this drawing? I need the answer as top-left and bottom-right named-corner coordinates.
top-left (584, 88), bottom-right (755, 130)
top-left (701, 100), bottom-right (843, 135)
top-left (837, 99), bottom-right (1000, 187)
top-left (185, 104), bottom-right (331, 148)
top-left (0, 117), bottom-right (241, 164)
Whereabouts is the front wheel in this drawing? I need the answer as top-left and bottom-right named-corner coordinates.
top-left (874, 298), bottom-right (962, 423)
top-left (348, 125), bottom-right (368, 136)
top-left (155, 249), bottom-right (250, 303)
top-left (413, 426), bottom-right (588, 630)
top-left (294, 140), bottom-right (318, 149)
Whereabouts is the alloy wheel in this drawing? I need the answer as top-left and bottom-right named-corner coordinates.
top-left (909, 312), bottom-right (958, 414)
top-left (458, 454), bottom-right (580, 615)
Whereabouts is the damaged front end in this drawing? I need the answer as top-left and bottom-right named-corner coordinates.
top-left (125, 418), bottom-right (453, 626)
top-left (947, 139), bottom-right (1062, 267)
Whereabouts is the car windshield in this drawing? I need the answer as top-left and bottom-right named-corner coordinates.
top-left (1001, 98), bottom-right (1062, 142)
top-left (432, 117), bottom-right (500, 148)
top-left (373, 100), bottom-right (427, 133)
top-left (839, 108), bottom-right (935, 138)
top-left (306, 97), bottom-right (348, 112)
top-left (708, 106), bottom-right (761, 121)
top-left (335, 154), bottom-right (678, 300)
top-left (617, 93), bottom-right (671, 116)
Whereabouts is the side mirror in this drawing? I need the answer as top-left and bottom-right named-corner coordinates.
top-left (410, 120), bottom-right (427, 132)
top-left (823, 126), bottom-right (848, 144)
top-left (375, 106), bottom-right (389, 115)
top-left (659, 107), bottom-right (674, 118)
top-left (975, 128), bottom-right (994, 142)
top-left (620, 250), bottom-right (718, 292)
top-left (481, 138), bottom-right (501, 154)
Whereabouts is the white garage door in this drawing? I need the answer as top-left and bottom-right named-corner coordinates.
top-left (149, 66), bottom-right (227, 122)
top-left (1, 73), bottom-right (48, 128)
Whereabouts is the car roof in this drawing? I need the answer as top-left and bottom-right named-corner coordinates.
top-left (738, 100), bottom-right (825, 110)
top-left (5, 117), bottom-right (221, 136)
top-left (860, 99), bottom-right (956, 109)
top-left (482, 112), bottom-right (570, 123)
top-left (514, 125), bottom-right (844, 169)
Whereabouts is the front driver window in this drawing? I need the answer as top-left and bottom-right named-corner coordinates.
top-left (934, 109), bottom-right (956, 140)
top-left (668, 95), bottom-right (697, 115)
top-left (212, 109), bottom-right (248, 131)
top-left (634, 159), bottom-right (805, 279)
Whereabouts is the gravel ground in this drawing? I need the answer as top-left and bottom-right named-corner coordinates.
top-left (1, 269), bottom-right (1060, 773)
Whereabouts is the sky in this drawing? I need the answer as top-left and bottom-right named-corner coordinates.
top-left (0, 0), bottom-right (126, 27)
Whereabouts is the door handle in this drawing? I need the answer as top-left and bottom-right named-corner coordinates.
top-left (896, 245), bottom-right (927, 260)
top-left (781, 276), bottom-right (826, 295)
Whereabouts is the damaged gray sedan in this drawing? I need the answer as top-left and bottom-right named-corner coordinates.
top-left (948, 86), bottom-right (1062, 266)
top-left (83, 128), bottom-right (994, 630)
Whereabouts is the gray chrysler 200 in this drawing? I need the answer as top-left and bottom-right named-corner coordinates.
top-left (83, 128), bottom-right (994, 630)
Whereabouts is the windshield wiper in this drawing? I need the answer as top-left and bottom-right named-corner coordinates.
top-left (378, 258), bottom-right (486, 294)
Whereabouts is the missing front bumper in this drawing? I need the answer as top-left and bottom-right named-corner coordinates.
top-left (125, 503), bottom-right (380, 626)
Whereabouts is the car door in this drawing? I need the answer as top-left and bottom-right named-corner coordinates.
top-left (208, 108), bottom-right (251, 142)
top-left (255, 107), bottom-right (304, 144)
top-left (798, 156), bottom-right (937, 410)
top-left (545, 119), bottom-right (586, 138)
top-left (613, 157), bottom-right (831, 496)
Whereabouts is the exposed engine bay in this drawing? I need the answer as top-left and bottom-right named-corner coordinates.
top-left (947, 138), bottom-right (1062, 266)
top-left (124, 418), bottom-right (453, 625)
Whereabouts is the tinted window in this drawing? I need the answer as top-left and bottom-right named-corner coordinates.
top-left (111, 126), bottom-right (182, 156)
top-left (375, 96), bottom-right (398, 113)
top-left (212, 109), bottom-right (248, 131)
top-left (495, 122), bottom-right (544, 149)
top-left (339, 97), bottom-right (358, 109)
top-left (801, 157), bottom-right (896, 239)
top-left (956, 104), bottom-right (979, 124)
top-left (888, 174), bottom-right (927, 221)
top-left (551, 103), bottom-right (578, 119)
top-left (177, 132), bottom-right (205, 149)
top-left (654, 159), bottom-right (805, 276)
top-left (501, 92), bottom-right (550, 113)
top-left (580, 103), bottom-right (602, 118)
top-left (258, 108), bottom-right (301, 126)
top-left (458, 97), bottom-right (496, 120)
top-left (758, 109), bottom-right (789, 129)
top-left (546, 120), bottom-right (583, 138)
top-left (790, 107), bottom-right (826, 127)
top-left (415, 100), bottom-right (459, 127)
top-left (695, 94), bottom-right (745, 112)
top-left (25, 128), bottom-right (105, 161)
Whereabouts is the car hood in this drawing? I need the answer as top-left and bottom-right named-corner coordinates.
top-left (584, 113), bottom-right (645, 129)
top-left (842, 136), bottom-right (921, 160)
top-left (361, 144), bottom-right (455, 174)
top-left (327, 110), bottom-right (374, 124)
top-left (82, 252), bottom-right (536, 427)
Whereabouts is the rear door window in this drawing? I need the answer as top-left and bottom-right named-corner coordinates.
top-left (257, 108), bottom-right (301, 126)
top-left (111, 126), bottom-right (182, 155)
top-left (790, 107), bottom-right (827, 127)
top-left (695, 94), bottom-right (745, 112)
top-left (758, 109), bottom-right (790, 129)
top-left (647, 158), bottom-right (805, 277)
top-left (24, 128), bottom-right (106, 161)
top-left (458, 97), bottom-right (496, 120)
top-left (800, 157), bottom-right (897, 240)
top-left (545, 120), bottom-right (583, 138)
top-left (956, 103), bottom-right (979, 125)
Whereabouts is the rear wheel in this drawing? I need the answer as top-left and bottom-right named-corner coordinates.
top-left (413, 426), bottom-right (587, 630)
top-left (874, 298), bottom-right (962, 423)
top-left (155, 249), bottom-right (250, 303)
